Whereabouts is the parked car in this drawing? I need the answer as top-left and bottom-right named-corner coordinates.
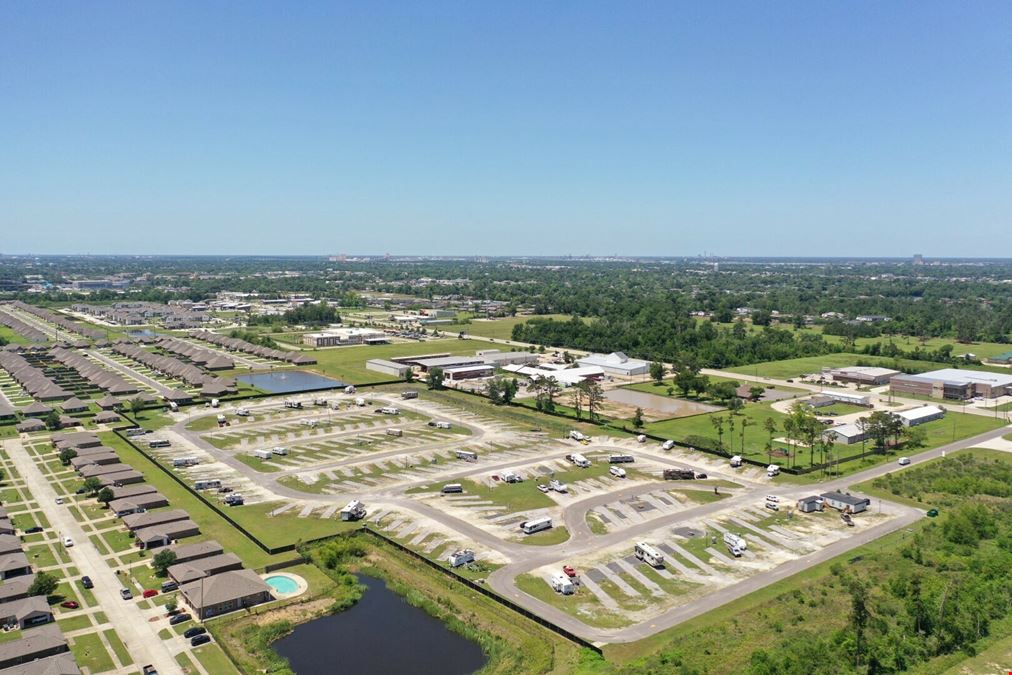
top-left (60, 601), bottom-right (79, 609)
top-left (190, 634), bottom-right (211, 647)
top-left (120, 588), bottom-right (133, 600)
top-left (142, 589), bottom-right (159, 598)
top-left (169, 613), bottom-right (191, 625)
top-left (81, 576), bottom-right (93, 589)
top-left (24, 526), bottom-right (43, 534)
top-left (142, 666), bottom-right (158, 675)
top-left (183, 626), bottom-right (207, 639)
top-left (75, 487), bottom-right (88, 494)
top-left (562, 565), bottom-right (577, 578)
top-left (898, 457), bottom-right (911, 466)
top-left (63, 536), bottom-right (74, 547)
top-left (160, 581), bottom-right (178, 592)
top-left (55, 497), bottom-right (64, 505)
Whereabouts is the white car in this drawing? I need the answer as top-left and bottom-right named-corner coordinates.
top-left (55, 497), bottom-right (64, 505)
top-left (63, 536), bottom-right (74, 547)
top-left (609, 466), bottom-right (627, 478)
top-left (898, 457), bottom-right (911, 466)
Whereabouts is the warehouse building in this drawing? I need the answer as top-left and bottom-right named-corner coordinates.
top-left (819, 391), bottom-right (873, 407)
top-left (365, 359), bottom-right (412, 379)
top-left (894, 405), bottom-right (945, 427)
top-left (828, 366), bottom-right (900, 386)
top-left (411, 356), bottom-right (485, 372)
top-left (820, 491), bottom-right (871, 514)
top-left (890, 369), bottom-right (1012, 400)
top-left (443, 364), bottom-right (494, 381)
top-left (822, 422), bottom-right (868, 445)
top-left (576, 352), bottom-right (650, 376)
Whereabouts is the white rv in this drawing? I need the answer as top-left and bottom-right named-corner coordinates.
top-left (252, 449), bottom-right (273, 460)
top-left (272, 446), bottom-right (289, 456)
top-left (549, 572), bottom-right (575, 595)
top-left (354, 397), bottom-right (366, 407)
top-left (345, 385), bottom-right (357, 395)
top-left (340, 500), bottom-right (366, 521)
top-left (568, 430), bottom-right (585, 442)
top-left (235, 408), bottom-right (250, 417)
top-left (194, 479), bottom-right (222, 491)
top-left (767, 464), bottom-right (780, 477)
top-left (455, 450), bottom-right (478, 462)
top-left (548, 479), bottom-right (568, 493)
top-left (634, 542), bottom-right (665, 568)
top-left (447, 549), bottom-right (475, 568)
top-left (567, 453), bottom-right (591, 468)
top-left (730, 455), bottom-right (743, 468)
top-left (378, 407), bottom-right (400, 415)
top-left (609, 466), bottom-right (627, 478)
top-left (637, 434), bottom-right (647, 443)
top-left (386, 428), bottom-right (403, 437)
top-left (723, 532), bottom-right (747, 552)
top-left (210, 399), bottom-right (220, 408)
top-left (172, 457), bottom-right (198, 468)
top-left (520, 517), bottom-right (553, 534)
top-left (661, 439), bottom-right (675, 451)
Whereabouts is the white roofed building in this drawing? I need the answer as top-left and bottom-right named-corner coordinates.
top-left (576, 352), bottom-right (650, 376)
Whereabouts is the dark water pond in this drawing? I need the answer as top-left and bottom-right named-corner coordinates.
top-left (273, 575), bottom-right (487, 674)
top-left (236, 370), bottom-right (345, 393)
top-left (128, 329), bottom-right (159, 337)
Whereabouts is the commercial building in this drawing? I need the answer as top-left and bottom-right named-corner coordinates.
top-left (442, 364), bottom-right (494, 381)
top-left (828, 366), bottom-right (900, 386)
top-left (365, 359), bottom-right (412, 379)
top-left (180, 568), bottom-right (273, 619)
top-left (501, 364), bottom-right (605, 387)
top-left (576, 352), bottom-right (650, 376)
top-left (819, 391), bottom-right (873, 407)
top-left (894, 405), bottom-right (945, 427)
top-left (411, 356), bottom-right (485, 372)
top-left (890, 368), bottom-right (1012, 400)
top-left (822, 423), bottom-right (868, 445)
top-left (479, 350), bottom-right (540, 367)
top-left (301, 327), bottom-right (387, 348)
top-left (820, 491), bottom-right (871, 513)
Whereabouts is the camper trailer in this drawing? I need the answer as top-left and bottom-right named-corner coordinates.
top-left (609, 454), bottom-right (634, 464)
top-left (313, 398), bottom-right (328, 407)
top-left (549, 572), bottom-right (575, 595)
top-left (568, 430), bottom-right (585, 442)
top-left (210, 399), bottom-right (220, 408)
top-left (634, 542), bottom-right (665, 568)
top-left (223, 493), bottom-right (244, 506)
top-left (447, 549), bottom-right (475, 568)
top-left (386, 428), bottom-right (403, 437)
top-left (235, 408), bottom-right (250, 417)
top-left (663, 468), bottom-right (696, 480)
top-left (520, 517), bottom-right (553, 534)
top-left (455, 450), bottom-right (478, 462)
top-left (637, 434), bottom-right (647, 443)
top-left (194, 479), bottom-right (222, 491)
top-left (340, 500), bottom-right (366, 521)
top-left (252, 449), bottom-right (273, 460)
top-left (441, 483), bottom-right (464, 494)
top-left (434, 421), bottom-right (452, 430)
top-left (500, 470), bottom-right (522, 484)
top-left (272, 446), bottom-right (289, 456)
top-left (344, 385), bottom-right (357, 394)
top-left (284, 400), bottom-right (302, 409)
top-left (548, 479), bottom-right (568, 493)
top-left (401, 391), bottom-right (419, 400)
top-left (730, 455), bottom-right (743, 468)
top-left (354, 397), bottom-right (366, 407)
top-left (609, 466), bottom-right (627, 478)
top-left (172, 457), bottom-right (199, 468)
top-left (661, 440), bottom-right (675, 451)
top-left (767, 464), bottom-right (780, 477)
top-left (148, 439), bottom-right (171, 448)
top-left (377, 407), bottom-right (400, 415)
top-left (168, 401), bottom-right (179, 412)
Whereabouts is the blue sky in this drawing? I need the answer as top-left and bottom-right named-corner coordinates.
top-left (2, 2), bottom-right (1010, 256)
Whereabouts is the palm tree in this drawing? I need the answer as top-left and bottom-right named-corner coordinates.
top-left (709, 416), bottom-right (725, 450)
top-left (739, 417), bottom-right (753, 454)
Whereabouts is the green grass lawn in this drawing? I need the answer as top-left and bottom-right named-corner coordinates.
top-left (456, 478), bottom-right (556, 511)
top-left (516, 572), bottom-right (631, 629)
top-left (70, 632), bottom-right (115, 673)
top-left (103, 629), bottom-right (132, 666)
top-left (193, 643), bottom-right (240, 675)
top-left (513, 525), bottom-right (570, 546)
top-left (301, 337), bottom-right (507, 384)
top-left (57, 614), bottom-right (93, 632)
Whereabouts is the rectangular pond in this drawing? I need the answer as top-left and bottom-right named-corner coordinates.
top-left (236, 370), bottom-right (346, 394)
top-left (273, 575), bottom-right (486, 674)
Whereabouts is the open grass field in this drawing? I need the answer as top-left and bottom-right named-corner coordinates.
top-left (0, 325), bottom-right (32, 345)
top-left (302, 337), bottom-right (510, 384)
top-left (438, 313), bottom-right (578, 340)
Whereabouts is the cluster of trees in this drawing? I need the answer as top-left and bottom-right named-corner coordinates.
top-left (485, 376), bottom-right (519, 405)
top-left (248, 303), bottom-right (340, 327)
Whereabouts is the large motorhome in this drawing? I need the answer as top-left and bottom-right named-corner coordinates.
top-left (723, 532), bottom-right (747, 557)
top-left (455, 450), bottom-right (478, 462)
top-left (520, 517), bottom-right (553, 534)
top-left (609, 454), bottom-right (634, 464)
top-left (447, 549), bottom-right (475, 568)
top-left (634, 542), bottom-right (665, 568)
top-left (194, 479), bottom-right (222, 491)
top-left (401, 391), bottom-right (419, 400)
top-left (550, 572), bottom-right (575, 595)
top-left (566, 453), bottom-right (591, 468)
top-left (172, 457), bottom-right (199, 468)
top-left (148, 439), bottom-right (171, 448)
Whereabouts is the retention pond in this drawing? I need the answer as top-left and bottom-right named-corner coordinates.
top-left (273, 575), bottom-right (487, 674)
top-left (236, 370), bottom-right (345, 394)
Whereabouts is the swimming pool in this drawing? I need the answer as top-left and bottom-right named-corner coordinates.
top-left (265, 575), bottom-right (299, 595)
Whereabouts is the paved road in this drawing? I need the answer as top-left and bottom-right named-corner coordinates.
top-left (7, 439), bottom-right (181, 674)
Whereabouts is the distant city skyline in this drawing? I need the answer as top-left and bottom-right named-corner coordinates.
top-left (2, 2), bottom-right (1010, 256)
